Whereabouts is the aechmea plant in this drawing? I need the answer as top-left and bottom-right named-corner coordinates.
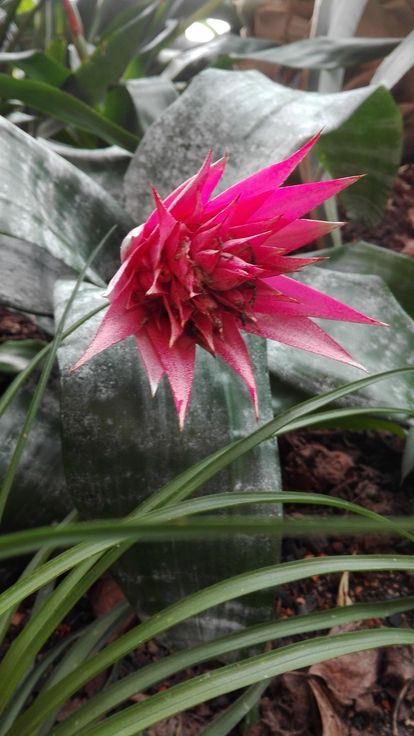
top-left (73, 134), bottom-right (382, 427)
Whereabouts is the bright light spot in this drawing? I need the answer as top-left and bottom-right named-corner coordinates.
top-left (185, 22), bottom-right (215, 43)
top-left (185, 18), bottom-right (231, 44)
top-left (207, 18), bottom-right (231, 35)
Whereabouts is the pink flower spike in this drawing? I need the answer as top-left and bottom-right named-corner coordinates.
top-left (206, 132), bottom-right (322, 216)
top-left (72, 299), bottom-right (145, 371)
top-left (73, 138), bottom-right (381, 428)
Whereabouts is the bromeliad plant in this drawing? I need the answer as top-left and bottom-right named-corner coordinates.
top-left (1, 27), bottom-right (414, 733)
top-left (74, 134), bottom-right (380, 427)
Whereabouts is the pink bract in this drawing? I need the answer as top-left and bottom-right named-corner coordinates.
top-left (73, 134), bottom-right (381, 428)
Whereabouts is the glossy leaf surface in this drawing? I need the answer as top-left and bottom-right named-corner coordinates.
top-left (124, 69), bottom-right (401, 228)
top-left (314, 240), bottom-right (414, 319)
top-left (0, 116), bottom-right (134, 287)
top-left (268, 265), bottom-right (414, 413)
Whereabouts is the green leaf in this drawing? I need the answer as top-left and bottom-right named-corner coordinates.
top-left (11, 557), bottom-right (414, 735)
top-left (0, 305), bottom-right (106, 420)
top-left (71, 1), bottom-right (158, 104)
top-left (0, 74), bottom-right (139, 151)
top-left (0, 339), bottom-right (46, 374)
top-left (1, 366), bottom-right (413, 618)
top-left (5, 513), bottom-right (414, 558)
top-left (0, 228), bottom-right (114, 524)
top-left (268, 265), bottom-right (414, 414)
top-left (43, 141), bottom-right (132, 204)
top-left (313, 241), bottom-right (414, 320)
top-left (123, 68), bottom-right (401, 229)
top-left (3, 479), bottom-right (414, 557)
top-left (56, 281), bottom-right (282, 647)
top-left (0, 377), bottom-right (70, 532)
top-left (71, 629), bottom-right (414, 735)
top-left (199, 683), bottom-right (267, 736)
top-left (0, 115), bottom-right (133, 288)
top-left (54, 595), bottom-right (414, 735)
top-left (0, 636), bottom-right (76, 736)
top-left (316, 86), bottom-right (403, 226)
top-left (229, 37), bottom-right (400, 70)
top-left (0, 50), bottom-right (70, 85)
top-left (0, 511), bottom-right (75, 652)
top-left (37, 601), bottom-right (130, 735)
top-left (16, 0), bottom-right (36, 13)
top-left (0, 234), bottom-right (75, 316)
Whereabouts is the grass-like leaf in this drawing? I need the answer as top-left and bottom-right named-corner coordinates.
top-left (72, 629), bottom-right (414, 736)
top-left (53, 596), bottom-right (414, 735)
top-left (8, 555), bottom-right (414, 734)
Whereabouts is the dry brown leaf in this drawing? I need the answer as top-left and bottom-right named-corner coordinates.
top-left (309, 677), bottom-right (347, 736)
top-left (336, 571), bottom-right (353, 607)
top-left (384, 645), bottom-right (414, 692)
top-left (310, 624), bottom-right (380, 708)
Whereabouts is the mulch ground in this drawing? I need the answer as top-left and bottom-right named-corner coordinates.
top-left (1, 165), bottom-right (414, 734)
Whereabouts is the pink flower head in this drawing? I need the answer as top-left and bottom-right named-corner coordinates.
top-left (73, 134), bottom-right (381, 428)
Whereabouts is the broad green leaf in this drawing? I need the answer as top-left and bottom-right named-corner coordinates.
top-left (0, 229), bottom-right (113, 525)
top-left (0, 377), bottom-right (70, 532)
top-left (268, 266), bottom-right (414, 413)
top-left (56, 281), bottom-right (282, 647)
top-left (313, 241), bottom-right (414, 320)
top-left (44, 141), bottom-right (132, 204)
top-left (53, 595), bottom-right (414, 735)
top-left (10, 556), bottom-right (414, 735)
top-left (0, 305), bottom-right (106, 419)
top-left (0, 339), bottom-right (45, 374)
top-left (0, 234), bottom-right (75, 316)
top-left (0, 115), bottom-right (134, 287)
top-left (229, 37), bottom-right (400, 70)
top-left (316, 86), bottom-right (402, 226)
top-left (0, 75), bottom-right (139, 151)
top-left (371, 29), bottom-right (414, 89)
top-left (124, 68), bottom-right (401, 228)
top-left (0, 50), bottom-right (69, 85)
top-left (125, 77), bottom-right (178, 132)
top-left (71, 1), bottom-right (158, 104)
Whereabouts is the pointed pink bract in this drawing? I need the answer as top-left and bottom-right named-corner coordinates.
top-left (74, 136), bottom-right (381, 427)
